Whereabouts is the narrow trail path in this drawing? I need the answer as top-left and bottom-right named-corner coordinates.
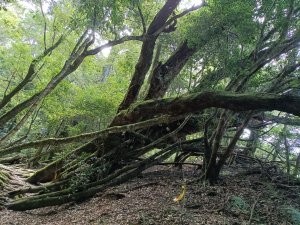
top-left (0, 165), bottom-right (299, 224)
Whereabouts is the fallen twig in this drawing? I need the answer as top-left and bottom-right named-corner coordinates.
top-left (248, 193), bottom-right (262, 225)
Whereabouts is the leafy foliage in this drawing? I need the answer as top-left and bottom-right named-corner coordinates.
top-left (228, 196), bottom-right (250, 214)
top-left (285, 207), bottom-right (300, 225)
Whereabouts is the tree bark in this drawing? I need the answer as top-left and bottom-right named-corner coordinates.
top-left (118, 0), bottom-right (181, 111)
top-left (293, 153), bottom-right (300, 177)
top-left (145, 41), bottom-right (196, 99)
top-left (113, 91), bottom-right (300, 126)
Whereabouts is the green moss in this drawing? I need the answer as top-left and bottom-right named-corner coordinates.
top-left (0, 170), bottom-right (10, 189)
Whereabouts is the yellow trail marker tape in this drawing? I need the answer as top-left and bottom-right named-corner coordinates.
top-left (173, 184), bottom-right (186, 203)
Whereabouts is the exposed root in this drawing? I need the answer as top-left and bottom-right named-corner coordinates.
top-left (5, 145), bottom-right (177, 211)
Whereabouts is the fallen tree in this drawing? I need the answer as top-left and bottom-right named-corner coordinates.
top-left (3, 91), bottom-right (300, 210)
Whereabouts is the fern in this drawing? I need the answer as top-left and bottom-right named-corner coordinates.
top-left (285, 207), bottom-right (300, 225)
top-left (229, 196), bottom-right (250, 214)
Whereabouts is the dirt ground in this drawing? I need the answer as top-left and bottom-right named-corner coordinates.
top-left (0, 165), bottom-right (299, 225)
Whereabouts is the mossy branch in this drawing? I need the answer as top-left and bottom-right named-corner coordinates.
top-left (0, 115), bottom-right (183, 157)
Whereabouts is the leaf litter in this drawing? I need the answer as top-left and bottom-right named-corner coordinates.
top-left (0, 164), bottom-right (299, 225)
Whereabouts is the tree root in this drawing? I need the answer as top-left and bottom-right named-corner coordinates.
top-left (26, 142), bottom-right (94, 184)
top-left (5, 145), bottom-right (176, 211)
top-left (0, 170), bottom-right (10, 189)
top-left (7, 180), bottom-right (68, 198)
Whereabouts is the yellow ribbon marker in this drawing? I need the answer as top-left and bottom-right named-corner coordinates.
top-left (173, 184), bottom-right (186, 203)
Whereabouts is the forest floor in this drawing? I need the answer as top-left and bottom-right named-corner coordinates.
top-left (0, 163), bottom-right (300, 225)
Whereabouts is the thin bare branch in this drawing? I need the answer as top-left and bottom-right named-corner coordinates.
top-left (40, 0), bottom-right (47, 50)
top-left (137, 3), bottom-right (146, 34)
top-left (0, 99), bottom-right (44, 145)
top-left (3, 72), bottom-right (15, 97)
top-left (216, 112), bottom-right (252, 169)
top-left (153, 1), bottom-right (207, 36)
top-left (85, 35), bottom-right (143, 56)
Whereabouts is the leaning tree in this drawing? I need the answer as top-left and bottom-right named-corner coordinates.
top-left (0, 0), bottom-right (300, 210)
